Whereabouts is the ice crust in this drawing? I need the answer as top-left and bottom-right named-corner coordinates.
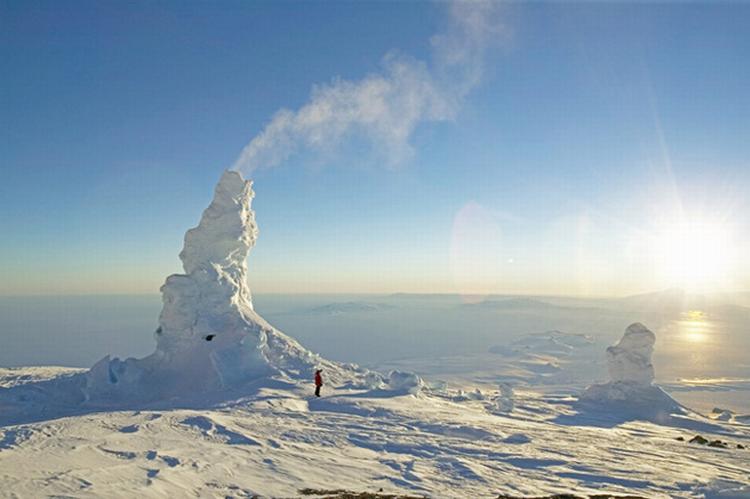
top-left (85, 171), bottom-right (353, 401)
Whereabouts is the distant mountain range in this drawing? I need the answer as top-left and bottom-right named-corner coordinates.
top-left (301, 301), bottom-right (397, 316)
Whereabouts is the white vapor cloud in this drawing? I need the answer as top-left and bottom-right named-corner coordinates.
top-left (232, 0), bottom-right (506, 174)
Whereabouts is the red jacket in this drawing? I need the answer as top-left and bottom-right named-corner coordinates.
top-left (314, 372), bottom-right (323, 386)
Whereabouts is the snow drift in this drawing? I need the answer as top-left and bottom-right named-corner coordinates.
top-left (581, 323), bottom-right (681, 413)
top-left (85, 171), bottom-right (355, 402)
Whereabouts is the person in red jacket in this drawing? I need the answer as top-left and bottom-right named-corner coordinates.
top-left (314, 369), bottom-right (323, 397)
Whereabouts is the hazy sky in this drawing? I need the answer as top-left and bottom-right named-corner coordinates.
top-left (2, 1), bottom-right (749, 297)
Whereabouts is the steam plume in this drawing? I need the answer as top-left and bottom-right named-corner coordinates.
top-left (231, 1), bottom-right (505, 174)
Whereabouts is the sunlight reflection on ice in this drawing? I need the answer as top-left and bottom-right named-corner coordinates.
top-left (677, 310), bottom-right (712, 343)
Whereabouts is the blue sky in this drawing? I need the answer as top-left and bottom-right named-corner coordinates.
top-left (2, 1), bottom-right (749, 296)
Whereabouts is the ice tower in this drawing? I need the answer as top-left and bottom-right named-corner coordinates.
top-left (85, 171), bottom-right (350, 402)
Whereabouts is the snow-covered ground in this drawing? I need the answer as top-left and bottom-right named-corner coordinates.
top-left (1, 365), bottom-right (749, 498)
top-left (2, 172), bottom-right (749, 498)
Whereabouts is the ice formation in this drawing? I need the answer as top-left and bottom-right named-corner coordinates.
top-left (495, 382), bottom-right (514, 413)
top-left (581, 323), bottom-right (680, 412)
top-left (386, 370), bottom-right (423, 394)
top-left (605, 322), bottom-right (655, 385)
top-left (85, 171), bottom-right (350, 402)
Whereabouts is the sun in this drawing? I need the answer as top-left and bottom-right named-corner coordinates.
top-left (654, 216), bottom-right (734, 292)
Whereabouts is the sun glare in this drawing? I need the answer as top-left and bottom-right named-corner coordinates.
top-left (654, 217), bottom-right (734, 292)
